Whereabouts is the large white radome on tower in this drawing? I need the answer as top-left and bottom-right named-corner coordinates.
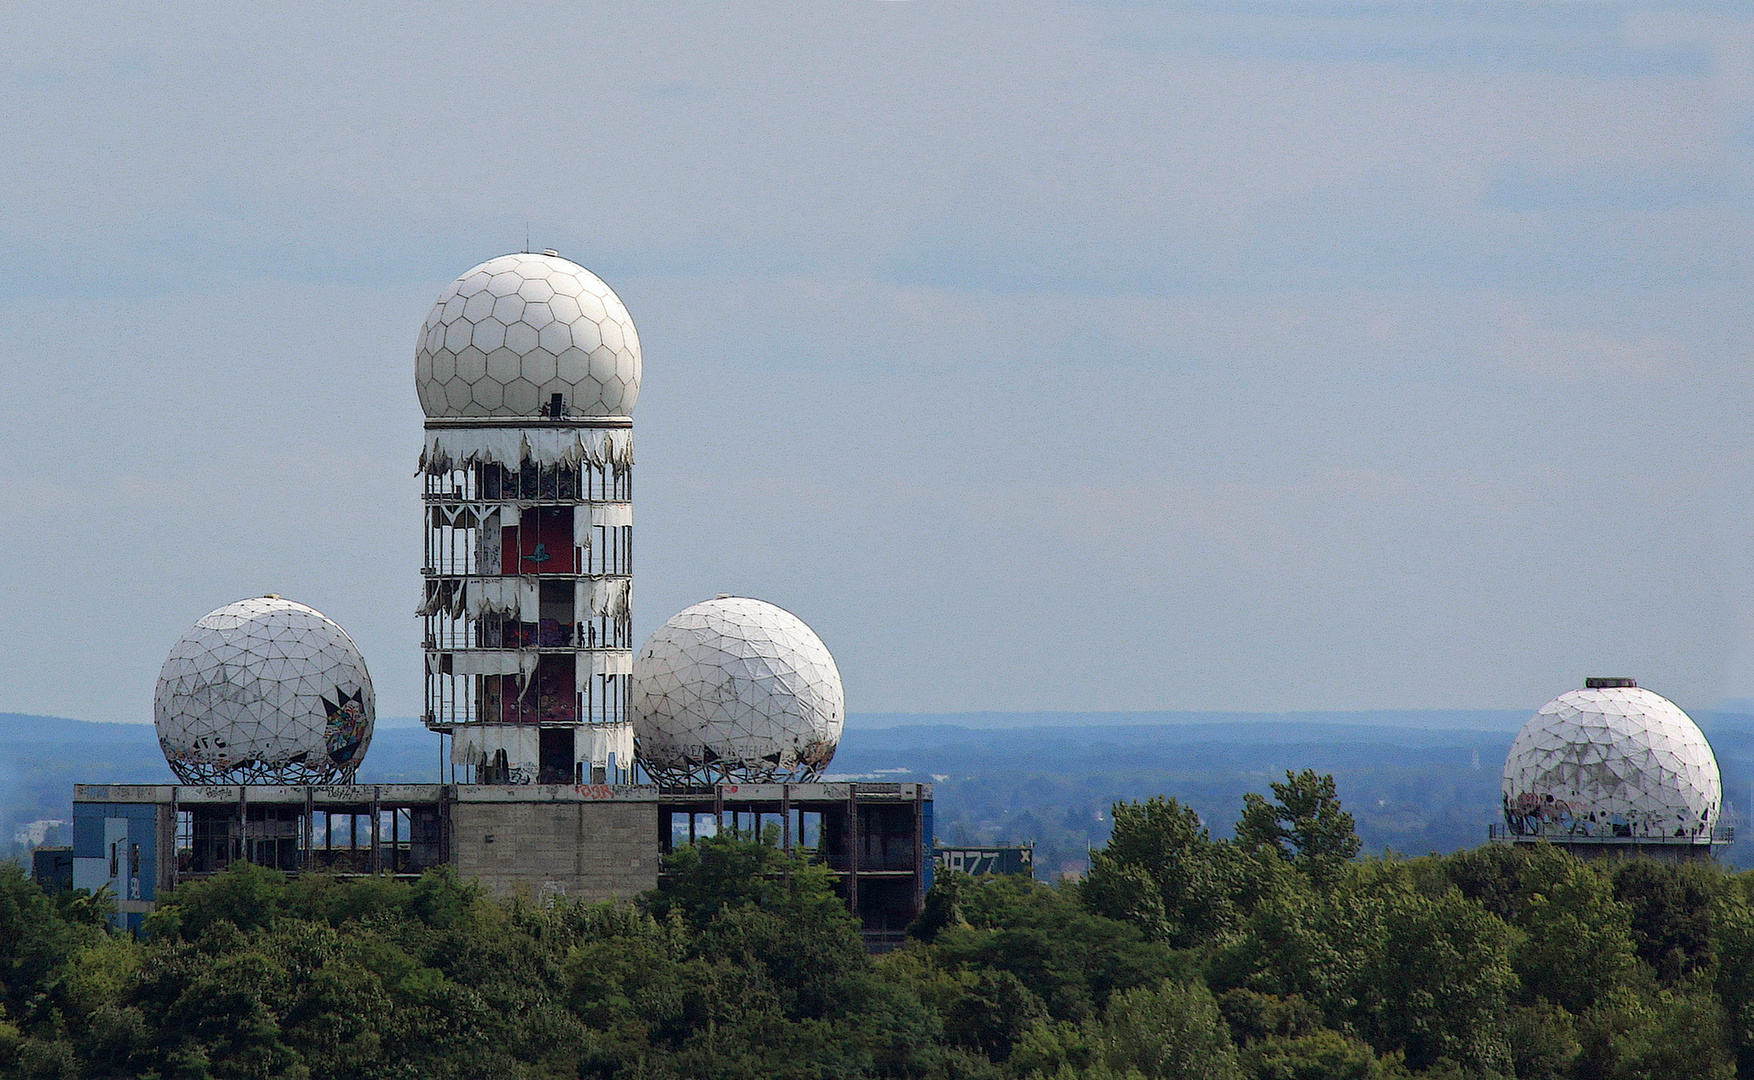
top-left (1503, 682), bottom-right (1720, 839)
top-left (415, 252), bottom-right (641, 418)
top-left (154, 597), bottom-right (375, 784)
top-left (634, 597), bottom-right (844, 783)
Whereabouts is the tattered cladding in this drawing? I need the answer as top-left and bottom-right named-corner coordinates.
top-left (417, 422), bottom-right (636, 748)
top-left (1502, 686), bottom-right (1721, 838)
top-left (415, 253), bottom-right (641, 419)
top-left (154, 597), bottom-right (375, 785)
top-left (633, 596), bottom-right (844, 783)
top-left (417, 427), bottom-right (634, 477)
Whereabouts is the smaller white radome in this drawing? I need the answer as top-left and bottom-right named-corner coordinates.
top-left (154, 597), bottom-right (375, 784)
top-left (415, 252), bottom-right (641, 419)
top-left (1503, 683), bottom-right (1720, 839)
top-left (633, 597), bottom-right (844, 783)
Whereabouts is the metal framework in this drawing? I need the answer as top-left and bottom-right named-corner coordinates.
top-left (420, 416), bottom-right (635, 784)
top-left (639, 758), bottom-right (831, 788)
top-left (165, 756), bottom-right (360, 786)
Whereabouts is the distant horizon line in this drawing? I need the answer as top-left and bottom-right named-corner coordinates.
top-left (18, 702), bottom-right (1754, 733)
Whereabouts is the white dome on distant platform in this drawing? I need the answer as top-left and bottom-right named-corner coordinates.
top-left (154, 596), bottom-right (374, 784)
top-left (633, 597), bottom-right (843, 783)
top-left (1503, 680), bottom-right (1719, 839)
top-left (416, 252), bottom-right (640, 418)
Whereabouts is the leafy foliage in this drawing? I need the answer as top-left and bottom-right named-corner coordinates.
top-left (9, 773), bottom-right (1754, 1079)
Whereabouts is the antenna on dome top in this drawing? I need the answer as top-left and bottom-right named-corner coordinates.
top-left (524, 222), bottom-right (530, 253)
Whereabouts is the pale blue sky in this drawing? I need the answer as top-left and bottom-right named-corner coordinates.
top-left (2, 2), bottom-right (1751, 724)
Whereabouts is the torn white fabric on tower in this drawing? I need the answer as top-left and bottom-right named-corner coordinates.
top-left (418, 427), bottom-right (634, 475)
top-left (576, 578), bottom-right (632, 623)
top-left (578, 651), bottom-right (633, 680)
top-left (448, 724), bottom-right (540, 775)
top-left (578, 722), bottom-right (635, 768)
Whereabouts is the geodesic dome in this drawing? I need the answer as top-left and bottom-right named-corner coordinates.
top-left (633, 597), bottom-right (844, 784)
top-left (415, 252), bottom-right (640, 419)
top-left (1503, 682), bottom-right (1720, 840)
top-left (154, 597), bottom-right (375, 784)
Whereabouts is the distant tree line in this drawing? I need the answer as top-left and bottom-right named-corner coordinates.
top-left (4, 769), bottom-right (1754, 1078)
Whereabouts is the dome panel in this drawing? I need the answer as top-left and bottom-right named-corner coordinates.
top-left (471, 319), bottom-right (506, 352)
top-left (154, 597), bottom-right (375, 784)
top-left (414, 253), bottom-right (641, 418)
top-left (504, 321), bottom-right (541, 357)
top-left (1502, 685), bottom-right (1720, 840)
top-left (633, 597), bottom-right (843, 783)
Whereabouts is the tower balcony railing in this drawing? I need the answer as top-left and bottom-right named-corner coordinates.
top-left (1488, 822), bottom-right (1734, 844)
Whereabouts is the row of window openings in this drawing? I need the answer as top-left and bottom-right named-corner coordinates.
top-left (424, 462), bottom-right (631, 503)
top-left (174, 809), bottom-right (435, 876)
top-left (426, 614), bottom-right (632, 650)
top-left (426, 522), bottom-right (631, 576)
top-left (175, 809), bottom-right (416, 848)
top-left (425, 670), bottom-right (628, 728)
top-left (667, 810), bottom-right (824, 850)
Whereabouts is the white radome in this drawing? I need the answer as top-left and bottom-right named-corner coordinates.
top-left (154, 597), bottom-right (375, 784)
top-left (634, 597), bottom-right (844, 783)
top-left (1503, 684), bottom-right (1720, 839)
top-left (415, 252), bottom-right (641, 418)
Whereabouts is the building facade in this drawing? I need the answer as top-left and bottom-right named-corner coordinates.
top-left (72, 781), bottom-right (931, 944)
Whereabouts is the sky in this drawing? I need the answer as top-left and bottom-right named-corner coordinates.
top-left (2, 1), bottom-right (1752, 725)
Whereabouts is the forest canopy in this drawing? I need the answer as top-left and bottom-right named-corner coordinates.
top-left (4, 769), bottom-right (1753, 1079)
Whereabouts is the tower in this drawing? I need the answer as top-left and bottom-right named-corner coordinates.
top-left (415, 252), bottom-right (641, 784)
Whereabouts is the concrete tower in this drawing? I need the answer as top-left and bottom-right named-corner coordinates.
top-left (415, 253), bottom-right (641, 784)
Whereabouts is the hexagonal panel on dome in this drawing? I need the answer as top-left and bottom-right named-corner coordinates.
top-left (633, 597), bottom-right (844, 784)
top-left (415, 252), bottom-right (641, 418)
top-left (1502, 683), bottom-right (1721, 840)
top-left (154, 597), bottom-right (375, 784)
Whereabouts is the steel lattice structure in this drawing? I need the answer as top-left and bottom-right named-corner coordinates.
top-left (633, 596), bottom-right (844, 785)
top-left (154, 596), bottom-right (375, 784)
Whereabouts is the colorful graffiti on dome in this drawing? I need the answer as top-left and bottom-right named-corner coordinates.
top-left (323, 690), bottom-right (369, 765)
top-left (1501, 790), bottom-right (1700, 838)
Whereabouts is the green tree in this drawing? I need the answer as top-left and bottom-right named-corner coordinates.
top-left (1708, 887), bottom-right (1754, 1079)
top-left (1359, 884), bottom-right (1514, 1074)
top-left (1209, 879), bottom-right (1382, 1031)
top-left (1511, 860), bottom-right (1638, 1015)
top-left (1611, 859), bottom-right (1724, 986)
top-left (1091, 981), bottom-right (1242, 1080)
top-left (1575, 985), bottom-right (1735, 1080)
top-left (1083, 796), bottom-right (1248, 947)
top-left (143, 859), bottom-right (291, 940)
top-left (1235, 771), bottom-right (1361, 883)
top-left (1240, 1028), bottom-right (1380, 1080)
top-left (0, 862), bottom-right (102, 1033)
top-left (1441, 841), bottom-right (1576, 923)
top-left (920, 874), bottom-right (1179, 1024)
top-left (1503, 999), bottom-right (1579, 1080)
top-left (640, 833), bottom-right (843, 931)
